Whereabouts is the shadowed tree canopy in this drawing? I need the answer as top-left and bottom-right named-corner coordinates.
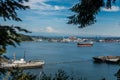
top-left (0, 0), bottom-right (29, 21)
top-left (0, 0), bottom-right (30, 54)
top-left (67, 0), bottom-right (116, 28)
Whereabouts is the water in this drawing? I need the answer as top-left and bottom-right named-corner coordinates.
top-left (5, 41), bottom-right (120, 80)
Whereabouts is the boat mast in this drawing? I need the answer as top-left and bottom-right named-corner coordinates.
top-left (23, 51), bottom-right (26, 60)
top-left (13, 53), bottom-right (16, 61)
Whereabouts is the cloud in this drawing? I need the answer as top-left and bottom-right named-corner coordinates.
top-left (30, 26), bottom-right (58, 33)
top-left (24, 0), bottom-right (67, 11)
top-left (30, 28), bottom-right (43, 33)
top-left (45, 27), bottom-right (57, 33)
top-left (54, 5), bottom-right (66, 10)
top-left (102, 6), bottom-right (120, 12)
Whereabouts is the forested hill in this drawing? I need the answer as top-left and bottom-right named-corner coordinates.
top-left (19, 34), bottom-right (33, 41)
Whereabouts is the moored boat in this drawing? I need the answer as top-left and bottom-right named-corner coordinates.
top-left (93, 56), bottom-right (120, 64)
top-left (93, 56), bottom-right (106, 62)
top-left (1, 58), bottom-right (45, 69)
top-left (77, 41), bottom-right (93, 47)
top-left (1, 52), bottom-right (45, 69)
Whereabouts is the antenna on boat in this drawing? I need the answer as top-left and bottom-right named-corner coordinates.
top-left (23, 51), bottom-right (26, 60)
top-left (13, 53), bottom-right (16, 61)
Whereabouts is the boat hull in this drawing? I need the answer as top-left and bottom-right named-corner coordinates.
top-left (77, 42), bottom-right (93, 47)
top-left (1, 61), bottom-right (45, 69)
top-left (93, 57), bottom-right (105, 63)
top-left (93, 56), bottom-right (120, 64)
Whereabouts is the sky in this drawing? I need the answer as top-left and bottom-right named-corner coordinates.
top-left (1, 0), bottom-right (120, 37)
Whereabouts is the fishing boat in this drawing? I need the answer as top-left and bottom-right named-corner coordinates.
top-left (1, 58), bottom-right (45, 69)
top-left (1, 53), bottom-right (45, 69)
top-left (93, 56), bottom-right (120, 64)
top-left (77, 41), bottom-right (93, 47)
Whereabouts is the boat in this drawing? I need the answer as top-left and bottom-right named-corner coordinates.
top-left (1, 58), bottom-right (45, 69)
top-left (77, 41), bottom-right (93, 47)
top-left (1, 53), bottom-right (45, 69)
top-left (93, 56), bottom-right (107, 62)
top-left (93, 56), bottom-right (120, 64)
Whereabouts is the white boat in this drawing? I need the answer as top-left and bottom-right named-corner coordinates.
top-left (1, 58), bottom-right (45, 69)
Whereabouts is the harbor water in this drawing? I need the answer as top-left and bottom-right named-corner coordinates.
top-left (6, 41), bottom-right (120, 80)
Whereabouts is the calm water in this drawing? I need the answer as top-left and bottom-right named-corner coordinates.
top-left (5, 41), bottom-right (120, 80)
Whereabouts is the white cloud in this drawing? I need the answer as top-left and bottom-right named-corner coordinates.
top-left (30, 28), bottom-right (43, 33)
top-left (24, 0), bottom-right (67, 10)
top-left (102, 6), bottom-right (120, 12)
top-left (23, 0), bottom-right (69, 17)
top-left (54, 5), bottom-right (66, 10)
top-left (45, 27), bottom-right (57, 33)
top-left (30, 26), bottom-right (58, 33)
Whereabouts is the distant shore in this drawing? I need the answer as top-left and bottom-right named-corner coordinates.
top-left (31, 36), bottom-right (120, 43)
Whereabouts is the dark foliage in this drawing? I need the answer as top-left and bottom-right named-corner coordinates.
top-left (0, 67), bottom-right (36, 80)
top-left (0, 0), bottom-right (30, 54)
top-left (0, 68), bottom-right (6, 76)
top-left (67, 0), bottom-right (116, 28)
top-left (10, 67), bottom-right (36, 80)
top-left (39, 69), bottom-right (87, 80)
top-left (0, 25), bottom-right (30, 54)
top-left (115, 69), bottom-right (120, 80)
top-left (0, 0), bottom-right (29, 21)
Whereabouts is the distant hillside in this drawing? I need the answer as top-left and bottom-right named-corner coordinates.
top-left (19, 34), bottom-right (33, 41)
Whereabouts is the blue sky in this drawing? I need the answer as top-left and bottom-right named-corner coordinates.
top-left (1, 0), bottom-right (120, 37)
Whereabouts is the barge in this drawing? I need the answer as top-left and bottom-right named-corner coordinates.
top-left (93, 56), bottom-right (120, 64)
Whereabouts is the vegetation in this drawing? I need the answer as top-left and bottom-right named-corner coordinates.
top-left (0, 0), bottom-right (119, 80)
top-left (67, 0), bottom-right (120, 80)
top-left (18, 34), bottom-right (33, 41)
top-left (1, 67), bottom-right (36, 80)
top-left (0, 0), bottom-right (30, 54)
top-left (115, 69), bottom-right (120, 80)
top-left (67, 0), bottom-right (117, 28)
top-left (5, 68), bottom-right (120, 80)
top-left (39, 69), bottom-right (87, 80)
top-left (0, 69), bottom-right (90, 80)
top-left (0, 0), bottom-right (33, 79)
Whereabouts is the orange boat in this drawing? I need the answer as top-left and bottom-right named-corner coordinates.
top-left (77, 41), bottom-right (93, 47)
